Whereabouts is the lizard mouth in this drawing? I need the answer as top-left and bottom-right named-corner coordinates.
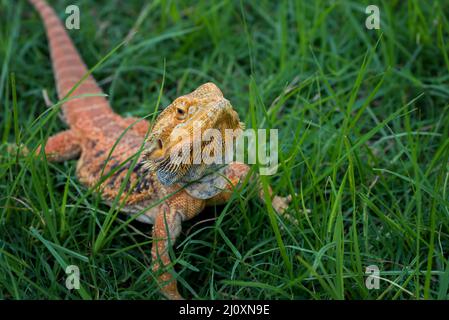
top-left (144, 141), bottom-right (215, 186)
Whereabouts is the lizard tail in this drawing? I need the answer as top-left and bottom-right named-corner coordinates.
top-left (29, 0), bottom-right (114, 127)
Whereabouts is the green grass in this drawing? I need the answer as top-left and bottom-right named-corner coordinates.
top-left (1, 0), bottom-right (449, 300)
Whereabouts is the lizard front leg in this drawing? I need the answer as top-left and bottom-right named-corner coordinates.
top-left (36, 129), bottom-right (81, 162)
top-left (151, 191), bottom-right (205, 300)
top-left (7, 129), bottom-right (81, 161)
top-left (206, 162), bottom-right (293, 216)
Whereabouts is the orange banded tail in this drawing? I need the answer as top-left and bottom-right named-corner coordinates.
top-left (29, 0), bottom-right (113, 126)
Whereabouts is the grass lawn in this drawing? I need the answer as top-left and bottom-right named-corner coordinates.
top-left (1, 0), bottom-right (449, 299)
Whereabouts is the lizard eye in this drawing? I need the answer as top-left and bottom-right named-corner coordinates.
top-left (176, 107), bottom-right (187, 120)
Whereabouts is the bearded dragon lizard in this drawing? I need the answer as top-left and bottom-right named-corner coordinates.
top-left (28, 0), bottom-right (292, 299)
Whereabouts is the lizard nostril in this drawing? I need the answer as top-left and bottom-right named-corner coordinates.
top-left (157, 139), bottom-right (163, 150)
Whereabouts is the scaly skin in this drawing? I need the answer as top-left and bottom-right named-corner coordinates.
top-left (29, 0), bottom-right (292, 300)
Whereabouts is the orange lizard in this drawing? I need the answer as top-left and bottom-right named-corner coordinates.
top-left (28, 0), bottom-right (292, 299)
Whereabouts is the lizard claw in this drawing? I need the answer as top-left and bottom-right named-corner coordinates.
top-left (272, 194), bottom-right (299, 226)
top-left (272, 194), bottom-right (292, 215)
top-left (162, 289), bottom-right (185, 300)
top-left (4, 143), bottom-right (29, 157)
top-left (272, 194), bottom-right (309, 226)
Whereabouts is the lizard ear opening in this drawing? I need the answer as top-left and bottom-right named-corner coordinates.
top-left (176, 107), bottom-right (187, 120)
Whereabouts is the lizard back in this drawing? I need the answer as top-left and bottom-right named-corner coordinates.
top-left (30, 0), bottom-right (162, 212)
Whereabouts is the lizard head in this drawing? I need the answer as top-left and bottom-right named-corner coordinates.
top-left (142, 82), bottom-right (243, 186)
